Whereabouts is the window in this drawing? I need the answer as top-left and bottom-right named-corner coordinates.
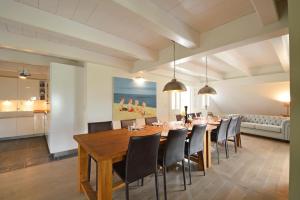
top-left (202, 95), bottom-right (210, 109)
top-left (171, 86), bottom-right (192, 113)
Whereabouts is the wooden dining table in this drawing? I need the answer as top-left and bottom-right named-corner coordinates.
top-left (74, 125), bottom-right (217, 200)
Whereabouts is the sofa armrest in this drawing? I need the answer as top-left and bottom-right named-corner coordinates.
top-left (281, 119), bottom-right (290, 140)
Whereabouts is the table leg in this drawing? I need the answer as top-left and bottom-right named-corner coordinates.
top-left (206, 130), bottom-right (212, 168)
top-left (202, 132), bottom-right (207, 171)
top-left (97, 159), bottom-right (113, 200)
top-left (78, 144), bottom-right (89, 193)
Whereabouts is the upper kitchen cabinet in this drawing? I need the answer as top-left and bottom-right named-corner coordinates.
top-left (0, 77), bottom-right (18, 100)
top-left (19, 79), bottom-right (40, 100)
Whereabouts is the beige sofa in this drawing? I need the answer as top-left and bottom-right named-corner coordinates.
top-left (240, 114), bottom-right (290, 141)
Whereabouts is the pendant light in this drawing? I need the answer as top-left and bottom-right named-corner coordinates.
top-left (198, 56), bottom-right (217, 95)
top-left (19, 68), bottom-right (31, 79)
top-left (163, 41), bottom-right (187, 92)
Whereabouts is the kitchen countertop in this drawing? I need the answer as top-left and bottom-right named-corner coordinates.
top-left (0, 111), bottom-right (48, 119)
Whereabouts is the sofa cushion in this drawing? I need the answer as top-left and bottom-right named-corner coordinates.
top-left (241, 122), bottom-right (256, 129)
top-left (255, 124), bottom-right (281, 133)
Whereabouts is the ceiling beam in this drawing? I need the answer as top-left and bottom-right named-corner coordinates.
top-left (250, 0), bottom-right (279, 25)
top-left (177, 62), bottom-right (224, 80)
top-left (0, 0), bottom-right (156, 61)
top-left (0, 31), bottom-right (132, 70)
top-left (112, 0), bottom-right (199, 48)
top-left (270, 35), bottom-right (289, 72)
top-left (211, 53), bottom-right (252, 76)
top-left (131, 9), bottom-right (288, 73)
top-left (0, 48), bottom-right (80, 66)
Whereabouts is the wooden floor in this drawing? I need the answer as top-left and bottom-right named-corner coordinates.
top-left (0, 135), bottom-right (289, 200)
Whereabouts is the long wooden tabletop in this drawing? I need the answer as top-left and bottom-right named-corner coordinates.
top-left (74, 125), bottom-right (217, 200)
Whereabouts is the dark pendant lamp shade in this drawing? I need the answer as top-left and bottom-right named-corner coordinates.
top-left (163, 78), bottom-right (187, 92)
top-left (198, 85), bottom-right (217, 95)
top-left (163, 41), bottom-right (187, 92)
top-left (198, 56), bottom-right (217, 95)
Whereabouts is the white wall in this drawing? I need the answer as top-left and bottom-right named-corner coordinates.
top-left (48, 63), bottom-right (84, 154)
top-left (208, 73), bottom-right (290, 115)
top-left (84, 63), bottom-right (172, 128)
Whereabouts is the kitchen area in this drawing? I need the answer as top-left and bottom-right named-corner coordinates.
top-left (0, 61), bottom-right (50, 173)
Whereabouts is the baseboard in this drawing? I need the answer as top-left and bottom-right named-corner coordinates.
top-left (241, 132), bottom-right (290, 143)
top-left (49, 149), bottom-right (78, 160)
top-left (0, 133), bottom-right (45, 141)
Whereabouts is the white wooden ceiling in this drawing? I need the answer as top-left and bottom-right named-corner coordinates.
top-left (0, 0), bottom-right (289, 82)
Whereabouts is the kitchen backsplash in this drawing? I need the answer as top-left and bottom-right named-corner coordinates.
top-left (0, 100), bottom-right (49, 112)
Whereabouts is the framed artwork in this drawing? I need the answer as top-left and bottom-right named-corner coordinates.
top-left (113, 77), bottom-right (157, 120)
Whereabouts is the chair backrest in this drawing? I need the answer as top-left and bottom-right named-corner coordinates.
top-left (217, 118), bottom-right (231, 142)
top-left (176, 114), bottom-right (182, 121)
top-left (125, 133), bottom-right (161, 183)
top-left (189, 124), bottom-right (207, 155)
top-left (164, 129), bottom-right (187, 167)
top-left (145, 117), bottom-right (158, 126)
top-left (196, 112), bottom-right (201, 117)
top-left (187, 113), bottom-right (196, 119)
top-left (121, 119), bottom-right (135, 128)
top-left (88, 121), bottom-right (112, 133)
top-left (227, 116), bottom-right (239, 138)
top-left (136, 118), bottom-right (146, 127)
top-left (112, 121), bottom-right (121, 130)
top-left (236, 116), bottom-right (242, 134)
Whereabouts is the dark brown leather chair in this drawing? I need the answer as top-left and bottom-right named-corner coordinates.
top-left (176, 114), bottom-right (183, 121)
top-left (145, 117), bottom-right (158, 125)
top-left (158, 129), bottom-right (187, 200)
top-left (113, 133), bottom-right (161, 200)
top-left (226, 116), bottom-right (240, 155)
top-left (211, 119), bottom-right (231, 164)
top-left (185, 124), bottom-right (207, 184)
top-left (87, 121), bottom-right (112, 189)
top-left (121, 119), bottom-right (136, 128)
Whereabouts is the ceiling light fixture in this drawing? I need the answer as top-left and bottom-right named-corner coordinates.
top-left (198, 56), bottom-right (217, 95)
top-left (163, 41), bottom-right (187, 92)
top-left (19, 68), bottom-right (31, 79)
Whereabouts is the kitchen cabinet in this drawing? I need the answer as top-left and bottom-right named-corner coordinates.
top-left (0, 77), bottom-right (18, 100)
top-left (0, 118), bottom-right (17, 138)
top-left (16, 117), bottom-right (34, 136)
top-left (34, 113), bottom-right (45, 134)
top-left (19, 79), bottom-right (39, 100)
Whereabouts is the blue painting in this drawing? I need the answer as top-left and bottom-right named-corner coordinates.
top-left (113, 77), bottom-right (157, 120)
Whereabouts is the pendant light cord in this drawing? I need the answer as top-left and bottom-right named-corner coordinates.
top-left (205, 56), bottom-right (208, 85)
top-left (173, 40), bottom-right (176, 79)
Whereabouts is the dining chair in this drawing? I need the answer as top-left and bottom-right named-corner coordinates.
top-left (211, 118), bottom-right (231, 164)
top-left (121, 119), bottom-right (136, 128)
top-left (112, 120), bottom-right (122, 130)
top-left (113, 133), bottom-right (161, 200)
top-left (185, 124), bottom-right (207, 184)
top-left (196, 112), bottom-right (201, 118)
top-left (87, 121), bottom-right (112, 188)
top-left (226, 116), bottom-right (239, 156)
top-left (145, 117), bottom-right (158, 125)
top-left (158, 129), bottom-right (187, 200)
top-left (176, 114), bottom-right (183, 121)
top-left (236, 116), bottom-right (242, 147)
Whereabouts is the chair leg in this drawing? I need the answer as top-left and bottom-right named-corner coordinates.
top-left (154, 171), bottom-right (159, 200)
top-left (163, 166), bottom-right (167, 200)
top-left (201, 151), bottom-right (206, 176)
top-left (234, 136), bottom-right (238, 153)
top-left (87, 155), bottom-right (91, 181)
top-left (188, 154), bottom-right (192, 185)
top-left (95, 162), bottom-right (98, 191)
top-left (181, 160), bottom-right (186, 191)
top-left (216, 142), bottom-right (220, 164)
top-left (126, 183), bottom-right (129, 200)
top-left (225, 141), bottom-right (229, 159)
top-left (239, 133), bottom-right (242, 148)
top-left (141, 178), bottom-right (144, 186)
